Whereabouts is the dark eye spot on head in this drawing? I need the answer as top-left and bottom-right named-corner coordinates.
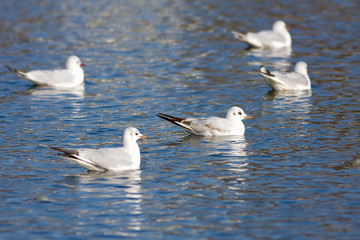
top-left (233, 112), bottom-right (236, 116)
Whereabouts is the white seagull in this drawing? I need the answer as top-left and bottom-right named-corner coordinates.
top-left (51, 127), bottom-right (147, 172)
top-left (158, 106), bottom-right (254, 136)
top-left (5, 55), bottom-right (85, 88)
top-left (232, 20), bottom-right (292, 48)
top-left (259, 61), bottom-right (311, 91)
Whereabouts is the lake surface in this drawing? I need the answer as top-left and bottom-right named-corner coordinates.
top-left (1, 0), bottom-right (359, 239)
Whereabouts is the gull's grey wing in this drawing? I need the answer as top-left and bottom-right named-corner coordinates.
top-left (26, 69), bottom-right (76, 85)
top-left (77, 147), bottom-right (133, 169)
top-left (273, 72), bottom-right (309, 88)
top-left (250, 30), bottom-right (285, 46)
top-left (188, 117), bottom-right (235, 135)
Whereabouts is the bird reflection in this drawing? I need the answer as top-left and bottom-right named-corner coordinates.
top-left (21, 85), bottom-right (86, 117)
top-left (263, 89), bottom-right (312, 114)
top-left (25, 85), bottom-right (85, 99)
top-left (245, 47), bottom-right (292, 71)
top-left (209, 135), bottom-right (249, 173)
top-left (246, 46), bottom-right (292, 58)
top-left (171, 134), bottom-right (249, 173)
top-left (61, 169), bottom-right (143, 232)
top-left (332, 157), bottom-right (360, 170)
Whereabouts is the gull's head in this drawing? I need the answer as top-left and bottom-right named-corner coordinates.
top-left (227, 106), bottom-right (254, 121)
top-left (294, 61), bottom-right (309, 75)
top-left (273, 20), bottom-right (288, 32)
top-left (67, 55), bottom-right (85, 70)
top-left (124, 127), bottom-right (148, 142)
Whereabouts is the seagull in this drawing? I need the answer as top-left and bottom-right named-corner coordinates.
top-left (51, 127), bottom-right (147, 171)
top-left (157, 106), bottom-right (254, 136)
top-left (232, 20), bottom-right (292, 48)
top-left (5, 55), bottom-right (85, 88)
top-left (259, 61), bottom-right (311, 91)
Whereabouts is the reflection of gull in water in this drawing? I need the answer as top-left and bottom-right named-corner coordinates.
top-left (78, 170), bottom-right (142, 198)
top-left (210, 135), bottom-right (248, 173)
top-left (247, 46), bottom-right (292, 58)
top-left (24, 85), bottom-right (85, 116)
top-left (26, 85), bottom-right (85, 99)
top-left (264, 89), bottom-right (311, 103)
top-left (62, 170), bottom-right (143, 233)
top-left (245, 47), bottom-right (292, 71)
top-left (21, 86), bottom-right (86, 118)
top-left (175, 135), bottom-right (249, 173)
top-left (332, 157), bottom-right (360, 170)
top-left (263, 90), bottom-right (312, 119)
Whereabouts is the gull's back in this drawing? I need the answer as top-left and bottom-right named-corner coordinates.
top-left (26, 69), bottom-right (77, 86)
top-left (77, 147), bottom-right (135, 171)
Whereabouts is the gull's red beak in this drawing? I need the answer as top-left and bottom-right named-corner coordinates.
top-left (80, 63), bottom-right (85, 67)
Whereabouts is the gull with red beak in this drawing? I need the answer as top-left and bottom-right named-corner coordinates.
top-left (5, 55), bottom-right (85, 88)
top-left (51, 127), bottom-right (148, 172)
top-left (158, 106), bottom-right (254, 136)
top-left (232, 20), bottom-right (292, 48)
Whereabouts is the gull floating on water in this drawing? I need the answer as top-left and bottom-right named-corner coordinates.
top-left (51, 127), bottom-right (147, 171)
top-left (232, 20), bottom-right (292, 48)
top-left (5, 55), bottom-right (85, 88)
top-left (259, 61), bottom-right (311, 91)
top-left (158, 106), bottom-right (254, 136)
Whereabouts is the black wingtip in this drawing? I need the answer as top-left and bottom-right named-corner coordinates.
top-left (50, 146), bottom-right (78, 157)
top-left (5, 65), bottom-right (13, 72)
top-left (157, 112), bottom-right (171, 119)
top-left (157, 113), bottom-right (171, 121)
top-left (5, 65), bottom-right (27, 78)
top-left (157, 113), bottom-right (184, 123)
top-left (259, 66), bottom-right (274, 77)
top-left (157, 113), bottom-right (165, 119)
top-left (232, 31), bottom-right (246, 41)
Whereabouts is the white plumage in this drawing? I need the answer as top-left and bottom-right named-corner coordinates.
top-left (259, 62), bottom-right (311, 91)
top-left (232, 20), bottom-right (292, 48)
top-left (158, 106), bottom-right (254, 137)
top-left (6, 55), bottom-right (85, 88)
top-left (51, 127), bottom-right (147, 172)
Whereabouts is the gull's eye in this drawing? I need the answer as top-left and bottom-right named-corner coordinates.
top-left (238, 112), bottom-right (242, 115)
top-left (135, 132), bottom-right (139, 135)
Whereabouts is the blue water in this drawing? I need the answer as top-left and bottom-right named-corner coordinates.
top-left (1, 0), bottom-right (359, 239)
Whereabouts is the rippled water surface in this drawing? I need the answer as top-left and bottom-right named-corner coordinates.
top-left (1, 0), bottom-right (359, 239)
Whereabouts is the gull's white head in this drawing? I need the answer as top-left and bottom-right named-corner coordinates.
top-left (226, 106), bottom-right (254, 121)
top-left (273, 20), bottom-right (288, 32)
top-left (124, 127), bottom-right (148, 142)
top-left (294, 61), bottom-right (308, 76)
top-left (66, 55), bottom-right (85, 70)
